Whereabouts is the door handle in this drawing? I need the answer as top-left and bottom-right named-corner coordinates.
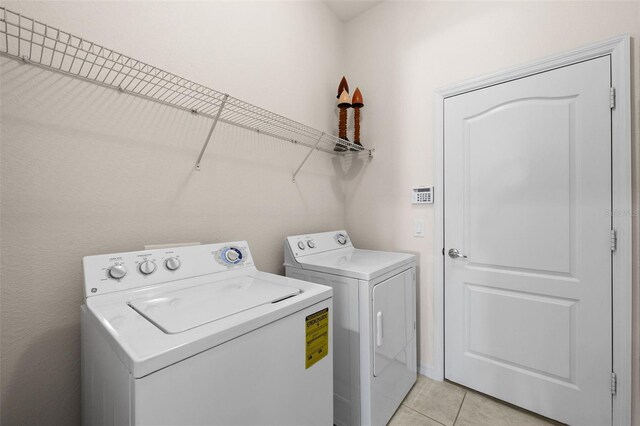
top-left (448, 248), bottom-right (467, 259)
top-left (376, 311), bottom-right (383, 347)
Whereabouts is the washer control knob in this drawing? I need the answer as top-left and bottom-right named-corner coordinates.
top-left (225, 249), bottom-right (239, 263)
top-left (108, 264), bottom-right (127, 280)
top-left (336, 233), bottom-right (347, 245)
top-left (165, 257), bottom-right (181, 271)
top-left (297, 241), bottom-right (306, 250)
top-left (307, 240), bottom-right (315, 248)
top-left (138, 260), bottom-right (156, 275)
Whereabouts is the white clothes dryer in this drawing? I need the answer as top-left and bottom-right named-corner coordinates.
top-left (284, 231), bottom-right (416, 426)
top-left (81, 241), bottom-right (333, 426)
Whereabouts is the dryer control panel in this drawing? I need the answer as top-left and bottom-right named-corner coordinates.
top-left (83, 242), bottom-right (254, 298)
top-left (285, 230), bottom-right (353, 259)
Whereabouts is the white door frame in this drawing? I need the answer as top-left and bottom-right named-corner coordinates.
top-left (432, 35), bottom-right (632, 425)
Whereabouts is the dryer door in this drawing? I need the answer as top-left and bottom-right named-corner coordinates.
top-left (372, 269), bottom-right (413, 376)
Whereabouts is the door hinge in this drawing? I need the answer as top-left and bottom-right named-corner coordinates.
top-left (611, 372), bottom-right (617, 395)
top-left (610, 87), bottom-right (616, 109)
top-left (611, 229), bottom-right (617, 252)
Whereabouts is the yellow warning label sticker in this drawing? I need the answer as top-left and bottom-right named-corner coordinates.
top-left (305, 308), bottom-right (329, 369)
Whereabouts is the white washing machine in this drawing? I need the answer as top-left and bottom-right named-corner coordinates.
top-left (81, 241), bottom-right (333, 426)
top-left (284, 231), bottom-right (416, 426)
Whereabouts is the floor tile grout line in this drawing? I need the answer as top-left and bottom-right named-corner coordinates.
top-left (400, 403), bottom-right (447, 426)
top-left (408, 376), bottom-right (559, 426)
top-left (452, 390), bottom-right (468, 425)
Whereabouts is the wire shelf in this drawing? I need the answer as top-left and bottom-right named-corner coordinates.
top-left (0, 7), bottom-right (369, 170)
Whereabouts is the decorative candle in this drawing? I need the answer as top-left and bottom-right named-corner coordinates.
top-left (337, 76), bottom-right (349, 99)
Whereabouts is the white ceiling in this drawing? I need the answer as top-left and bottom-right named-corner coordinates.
top-left (323, 0), bottom-right (384, 22)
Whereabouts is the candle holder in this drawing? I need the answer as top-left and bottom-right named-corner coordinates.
top-left (351, 88), bottom-right (364, 151)
top-left (335, 76), bottom-right (351, 152)
top-left (336, 89), bottom-right (351, 152)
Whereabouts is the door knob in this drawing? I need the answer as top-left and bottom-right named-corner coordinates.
top-left (448, 248), bottom-right (467, 259)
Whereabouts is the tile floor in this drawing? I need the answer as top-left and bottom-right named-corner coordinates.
top-left (389, 375), bottom-right (562, 426)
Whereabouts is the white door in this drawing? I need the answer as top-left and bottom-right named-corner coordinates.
top-left (444, 56), bottom-right (612, 425)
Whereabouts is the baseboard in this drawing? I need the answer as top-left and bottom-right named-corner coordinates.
top-left (418, 363), bottom-right (441, 381)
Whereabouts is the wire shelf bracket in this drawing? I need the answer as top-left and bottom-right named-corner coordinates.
top-left (195, 94), bottom-right (228, 171)
top-left (0, 7), bottom-right (371, 181)
top-left (292, 132), bottom-right (324, 183)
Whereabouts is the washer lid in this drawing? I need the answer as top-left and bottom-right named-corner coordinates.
top-left (128, 276), bottom-right (300, 334)
top-left (85, 270), bottom-right (332, 378)
top-left (296, 248), bottom-right (415, 280)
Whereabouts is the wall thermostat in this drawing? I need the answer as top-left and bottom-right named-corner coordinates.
top-left (412, 186), bottom-right (433, 204)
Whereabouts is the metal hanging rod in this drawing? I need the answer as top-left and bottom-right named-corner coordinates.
top-left (0, 7), bottom-right (371, 178)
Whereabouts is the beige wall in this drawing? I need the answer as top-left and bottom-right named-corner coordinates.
top-left (2, 1), bottom-right (639, 425)
top-left (0, 2), bottom-right (347, 424)
top-left (343, 0), bottom-right (640, 423)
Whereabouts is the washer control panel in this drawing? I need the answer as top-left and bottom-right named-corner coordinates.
top-left (286, 230), bottom-right (352, 258)
top-left (83, 241), bottom-right (254, 298)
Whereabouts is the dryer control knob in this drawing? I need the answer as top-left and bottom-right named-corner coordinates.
top-left (307, 240), bottom-right (315, 248)
top-left (297, 241), bottom-right (306, 250)
top-left (108, 264), bottom-right (127, 280)
top-left (336, 233), bottom-right (347, 245)
top-left (138, 260), bottom-right (156, 275)
top-left (165, 257), bottom-right (181, 271)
